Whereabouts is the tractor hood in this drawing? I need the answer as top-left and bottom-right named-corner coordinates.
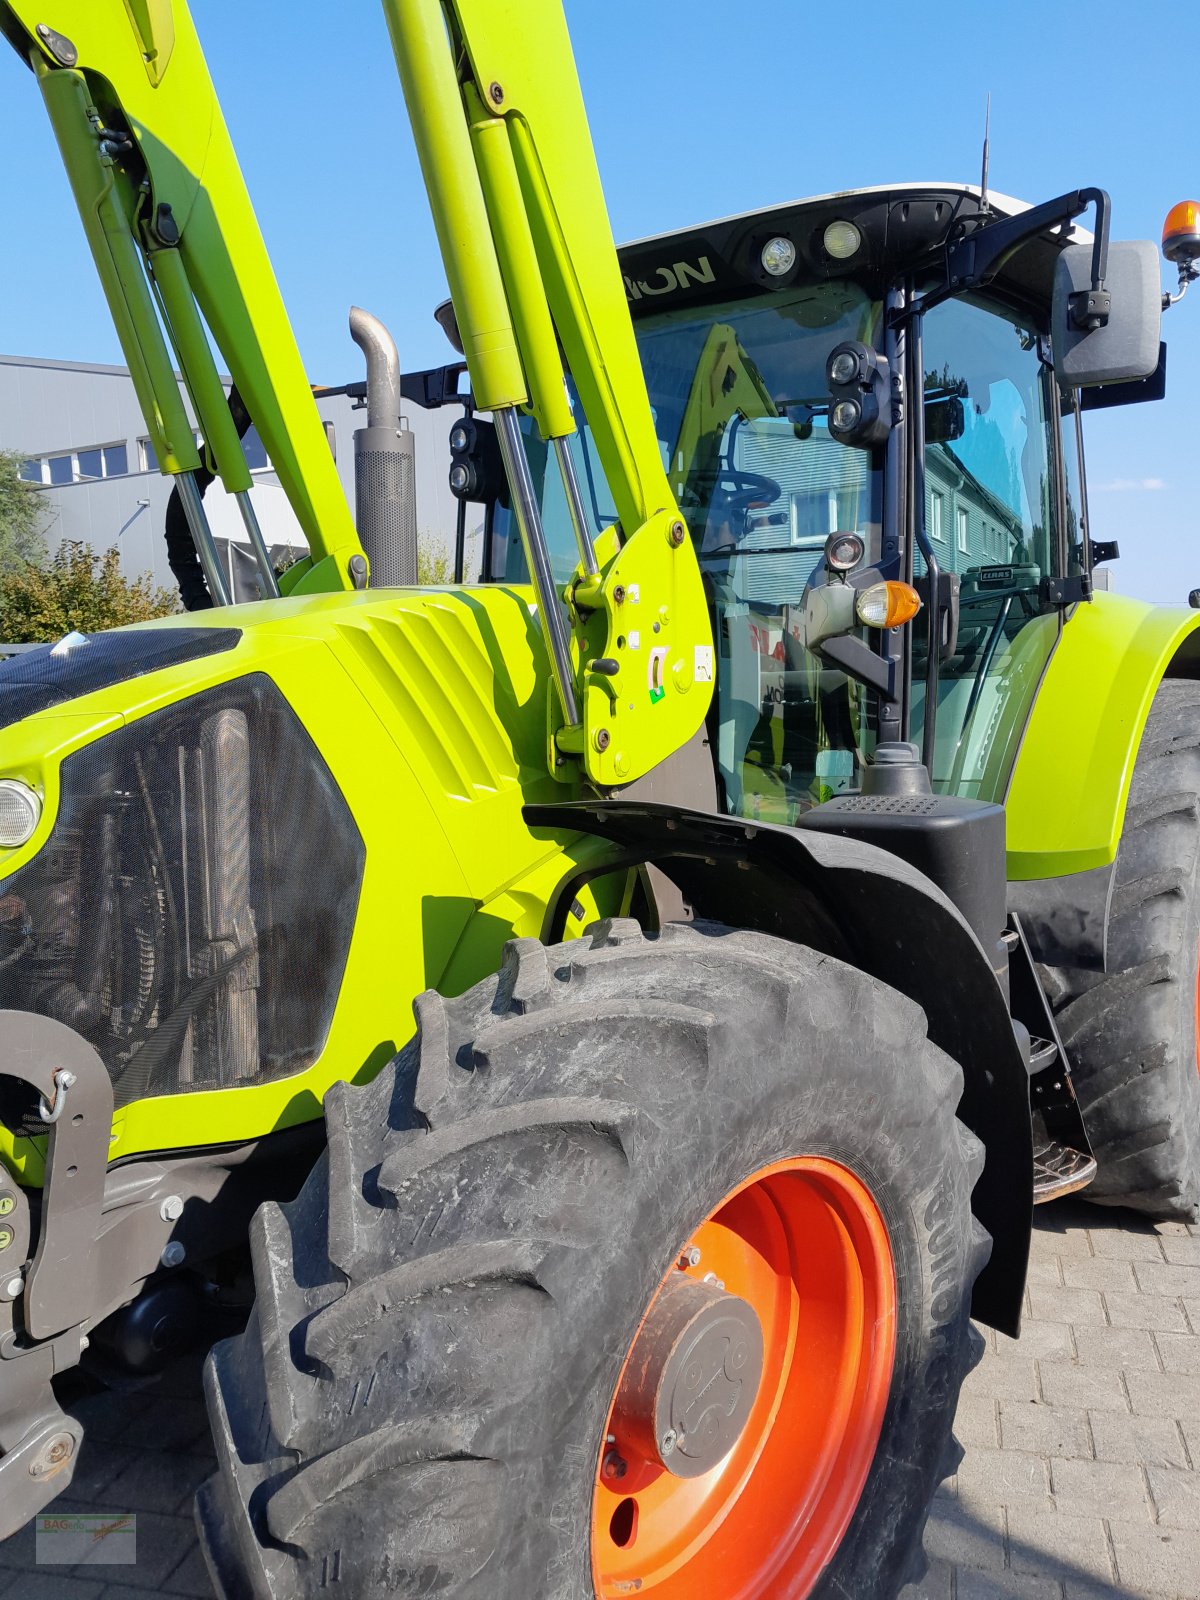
top-left (0, 628), bottom-right (242, 730)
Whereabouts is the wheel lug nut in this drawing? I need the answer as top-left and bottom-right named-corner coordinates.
top-left (679, 1246), bottom-right (701, 1268)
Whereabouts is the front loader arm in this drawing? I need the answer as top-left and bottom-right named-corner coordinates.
top-left (383, 0), bottom-right (714, 785)
top-left (1, 3), bottom-right (363, 595)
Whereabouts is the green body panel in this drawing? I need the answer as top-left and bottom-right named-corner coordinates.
top-left (0, 588), bottom-right (630, 1185)
top-left (381, 0), bottom-right (716, 787)
top-left (2, 0), bottom-right (362, 586)
top-left (1005, 591), bottom-right (1200, 880)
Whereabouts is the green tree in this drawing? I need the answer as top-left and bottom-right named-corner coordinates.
top-left (417, 537), bottom-right (452, 584)
top-left (0, 450), bottom-right (48, 574)
top-left (0, 541), bottom-right (179, 642)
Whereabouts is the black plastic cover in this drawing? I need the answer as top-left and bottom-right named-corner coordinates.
top-left (799, 792), bottom-right (1008, 965)
top-left (0, 628), bottom-right (241, 732)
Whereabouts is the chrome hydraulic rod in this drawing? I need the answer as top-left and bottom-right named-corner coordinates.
top-left (494, 407), bottom-right (579, 726)
top-left (176, 472), bottom-right (232, 606)
top-left (551, 436), bottom-right (600, 577)
top-left (235, 490), bottom-right (282, 599)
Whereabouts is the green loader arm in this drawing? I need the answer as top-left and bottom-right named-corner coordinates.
top-left (0, 2), bottom-right (363, 595)
top-left (383, 0), bottom-right (715, 786)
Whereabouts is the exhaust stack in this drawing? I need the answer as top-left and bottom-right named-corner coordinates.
top-left (348, 307), bottom-right (417, 586)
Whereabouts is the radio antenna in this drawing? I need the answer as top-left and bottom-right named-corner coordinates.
top-left (979, 92), bottom-right (992, 214)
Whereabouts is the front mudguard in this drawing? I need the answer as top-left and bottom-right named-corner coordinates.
top-left (527, 801), bottom-right (1032, 1336)
top-left (1006, 592), bottom-right (1200, 882)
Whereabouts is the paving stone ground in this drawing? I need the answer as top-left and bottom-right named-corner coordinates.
top-left (909, 1197), bottom-right (1200, 1600)
top-left (3, 1199), bottom-right (1200, 1597)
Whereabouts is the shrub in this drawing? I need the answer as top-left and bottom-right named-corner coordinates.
top-left (0, 541), bottom-right (179, 643)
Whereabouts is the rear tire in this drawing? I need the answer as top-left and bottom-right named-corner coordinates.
top-left (1039, 680), bottom-right (1200, 1219)
top-left (197, 919), bottom-right (989, 1599)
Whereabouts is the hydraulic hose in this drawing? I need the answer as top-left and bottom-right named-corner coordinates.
top-left (163, 387), bottom-right (254, 610)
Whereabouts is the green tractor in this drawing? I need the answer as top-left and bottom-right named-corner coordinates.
top-left (0, 0), bottom-right (1194, 1596)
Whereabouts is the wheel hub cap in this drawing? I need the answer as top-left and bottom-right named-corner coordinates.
top-left (614, 1274), bottom-right (764, 1478)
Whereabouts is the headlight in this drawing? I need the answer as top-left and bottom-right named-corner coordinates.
top-left (825, 532), bottom-right (865, 572)
top-left (761, 236), bottom-right (797, 277)
top-left (855, 581), bottom-right (922, 629)
top-left (823, 220), bottom-right (862, 261)
top-left (0, 781), bottom-right (41, 848)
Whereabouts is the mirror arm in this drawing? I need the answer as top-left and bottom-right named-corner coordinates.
top-left (904, 188), bottom-right (1112, 326)
top-left (1164, 260), bottom-right (1199, 311)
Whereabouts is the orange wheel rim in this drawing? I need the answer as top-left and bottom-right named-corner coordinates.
top-left (591, 1157), bottom-right (897, 1598)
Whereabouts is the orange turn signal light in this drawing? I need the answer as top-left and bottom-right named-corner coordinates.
top-left (855, 580), bottom-right (922, 630)
top-left (1163, 200), bottom-right (1200, 265)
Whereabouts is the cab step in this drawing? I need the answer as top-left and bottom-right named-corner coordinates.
top-left (1033, 1135), bottom-right (1097, 1204)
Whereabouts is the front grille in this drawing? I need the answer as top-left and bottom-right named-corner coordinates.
top-left (0, 675), bottom-right (363, 1109)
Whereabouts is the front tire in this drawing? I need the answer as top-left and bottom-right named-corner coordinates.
top-left (197, 919), bottom-right (989, 1599)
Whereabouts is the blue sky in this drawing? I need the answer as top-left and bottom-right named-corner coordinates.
top-left (3, 1), bottom-right (1197, 601)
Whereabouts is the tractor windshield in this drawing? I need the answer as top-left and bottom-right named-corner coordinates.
top-left (489, 281), bottom-right (886, 816)
top-left (489, 276), bottom-right (1075, 819)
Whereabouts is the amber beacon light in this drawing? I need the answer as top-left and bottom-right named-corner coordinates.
top-left (1163, 200), bottom-right (1200, 264)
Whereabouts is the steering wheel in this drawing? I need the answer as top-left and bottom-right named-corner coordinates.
top-left (705, 467), bottom-right (784, 540)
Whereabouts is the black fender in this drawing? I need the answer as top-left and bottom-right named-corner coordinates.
top-left (527, 800), bottom-right (1031, 1336)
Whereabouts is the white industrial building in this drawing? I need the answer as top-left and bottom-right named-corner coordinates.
top-left (0, 352), bottom-right (471, 603)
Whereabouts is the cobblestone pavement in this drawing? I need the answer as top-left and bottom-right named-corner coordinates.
top-left (4, 1199), bottom-right (1200, 1597)
top-left (910, 1197), bottom-right (1200, 1600)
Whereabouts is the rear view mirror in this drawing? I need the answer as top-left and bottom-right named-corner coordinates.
top-left (1053, 241), bottom-right (1161, 388)
top-left (925, 395), bottom-right (965, 445)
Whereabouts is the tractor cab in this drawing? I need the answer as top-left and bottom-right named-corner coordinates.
top-left (473, 182), bottom-right (1170, 820)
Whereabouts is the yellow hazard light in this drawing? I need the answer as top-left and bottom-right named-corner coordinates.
top-left (855, 581), bottom-right (922, 630)
top-left (1162, 200), bottom-right (1200, 265)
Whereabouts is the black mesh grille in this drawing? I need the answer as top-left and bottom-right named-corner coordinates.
top-left (0, 675), bottom-right (363, 1109)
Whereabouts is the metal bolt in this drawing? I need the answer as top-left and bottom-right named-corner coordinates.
top-left (612, 584), bottom-right (626, 605)
top-left (29, 1431), bottom-right (75, 1478)
top-left (159, 1194), bottom-right (183, 1222)
top-left (679, 1246), bottom-right (701, 1268)
top-left (601, 1449), bottom-right (627, 1480)
top-left (668, 521), bottom-right (686, 547)
top-left (660, 1429), bottom-right (678, 1456)
top-left (3, 1275), bottom-right (22, 1299)
top-left (594, 728), bottom-right (611, 752)
top-left (488, 81), bottom-right (504, 105)
top-left (160, 1241), bottom-right (185, 1269)
top-left (0, 1229), bottom-right (12, 1252)
top-left (0, 1194), bottom-right (13, 1217)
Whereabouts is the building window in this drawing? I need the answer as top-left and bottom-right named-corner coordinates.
top-left (930, 489), bottom-right (944, 543)
top-left (957, 505), bottom-right (969, 554)
top-left (242, 427), bottom-right (269, 472)
top-left (23, 445), bottom-right (129, 485)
